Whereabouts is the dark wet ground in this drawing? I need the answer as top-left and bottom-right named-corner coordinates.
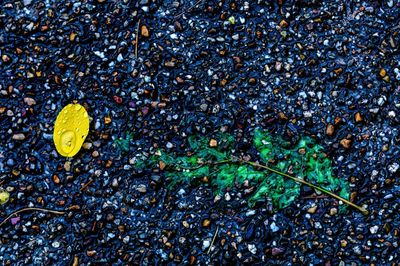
top-left (1, 0), bottom-right (400, 265)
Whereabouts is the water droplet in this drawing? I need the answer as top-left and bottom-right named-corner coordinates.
top-left (62, 119), bottom-right (67, 124)
top-left (63, 109), bottom-right (68, 114)
top-left (57, 130), bottom-right (62, 135)
top-left (75, 128), bottom-right (80, 132)
top-left (60, 130), bottom-right (76, 154)
top-left (75, 105), bottom-right (82, 111)
top-left (83, 112), bottom-right (88, 118)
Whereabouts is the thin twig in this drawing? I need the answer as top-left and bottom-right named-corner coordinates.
top-left (302, 195), bottom-right (329, 199)
top-left (170, 157), bottom-right (369, 215)
top-left (245, 161), bottom-right (369, 215)
top-left (174, 0), bottom-right (203, 19)
top-left (207, 225), bottom-right (219, 254)
top-left (80, 179), bottom-right (94, 192)
top-left (135, 19), bottom-right (140, 58)
top-left (177, 159), bottom-right (233, 171)
top-left (0, 208), bottom-right (65, 227)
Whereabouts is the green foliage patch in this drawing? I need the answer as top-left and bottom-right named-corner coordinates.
top-left (138, 129), bottom-right (350, 210)
top-left (114, 133), bottom-right (134, 153)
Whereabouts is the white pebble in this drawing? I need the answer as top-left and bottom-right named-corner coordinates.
top-left (202, 239), bottom-right (211, 250)
top-left (248, 244), bottom-right (257, 254)
top-left (369, 225), bottom-right (379, 234)
top-left (270, 222), bottom-right (279, 232)
top-left (224, 192), bottom-right (231, 201)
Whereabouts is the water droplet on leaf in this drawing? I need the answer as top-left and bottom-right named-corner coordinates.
top-left (53, 103), bottom-right (89, 157)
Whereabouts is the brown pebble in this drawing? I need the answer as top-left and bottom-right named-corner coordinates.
top-left (104, 116), bottom-right (112, 124)
top-left (141, 25), bottom-right (150, 37)
top-left (70, 32), bottom-right (77, 41)
top-left (86, 250), bottom-right (96, 257)
top-left (92, 151), bottom-right (99, 157)
top-left (105, 160), bottom-right (112, 168)
top-left (202, 219), bottom-right (211, 227)
top-left (53, 174), bottom-right (60, 184)
top-left (248, 78), bottom-right (257, 85)
top-left (176, 77), bottom-right (184, 84)
top-left (333, 68), bottom-right (343, 75)
top-left (159, 160), bottom-right (166, 170)
top-left (379, 68), bottom-right (386, 78)
top-left (340, 240), bottom-right (347, 247)
top-left (350, 191), bottom-right (357, 202)
top-left (383, 75), bottom-right (390, 82)
top-left (174, 21), bottom-right (183, 31)
top-left (278, 112), bottom-right (288, 120)
top-left (82, 142), bottom-right (92, 149)
top-left (307, 205), bottom-right (318, 214)
top-left (189, 255), bottom-right (196, 265)
top-left (12, 169), bottom-right (20, 176)
top-left (209, 139), bottom-right (217, 147)
top-left (340, 138), bottom-right (352, 149)
top-left (329, 208), bottom-right (337, 216)
top-left (72, 256), bottom-right (79, 266)
top-left (326, 124), bottom-right (335, 136)
top-left (354, 112), bottom-right (363, 123)
top-left (279, 20), bottom-right (289, 27)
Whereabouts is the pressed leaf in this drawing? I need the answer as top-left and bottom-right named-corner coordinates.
top-left (53, 103), bottom-right (89, 157)
top-left (136, 129), bottom-right (350, 212)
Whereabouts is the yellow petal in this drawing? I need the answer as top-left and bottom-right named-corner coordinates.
top-left (53, 103), bottom-right (89, 157)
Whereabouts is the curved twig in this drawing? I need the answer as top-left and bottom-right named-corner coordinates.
top-left (245, 161), bottom-right (369, 215)
top-left (170, 157), bottom-right (369, 215)
top-left (0, 208), bottom-right (65, 227)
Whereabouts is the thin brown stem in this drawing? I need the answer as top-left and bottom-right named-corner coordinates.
top-left (245, 161), bottom-right (369, 215)
top-left (80, 179), bottom-right (94, 192)
top-left (207, 225), bottom-right (219, 254)
top-left (171, 157), bottom-right (368, 215)
top-left (177, 159), bottom-right (233, 170)
top-left (0, 208), bottom-right (65, 227)
top-left (135, 19), bottom-right (140, 58)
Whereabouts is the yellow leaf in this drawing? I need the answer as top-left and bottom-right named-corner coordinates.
top-left (53, 103), bottom-right (89, 157)
top-left (0, 188), bottom-right (9, 205)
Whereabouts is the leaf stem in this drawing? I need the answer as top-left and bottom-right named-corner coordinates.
top-left (169, 157), bottom-right (368, 216)
top-left (245, 161), bottom-right (369, 216)
top-left (0, 207), bottom-right (65, 227)
top-left (176, 159), bottom-right (233, 170)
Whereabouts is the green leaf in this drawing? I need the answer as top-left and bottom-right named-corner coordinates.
top-left (134, 129), bottom-right (350, 212)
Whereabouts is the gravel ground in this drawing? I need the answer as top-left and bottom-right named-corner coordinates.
top-left (1, 0), bottom-right (400, 265)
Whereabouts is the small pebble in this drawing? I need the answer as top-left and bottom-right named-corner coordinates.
top-left (136, 184), bottom-right (147, 193)
top-left (141, 25), bottom-right (150, 37)
top-left (12, 133), bottom-right (26, 140)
